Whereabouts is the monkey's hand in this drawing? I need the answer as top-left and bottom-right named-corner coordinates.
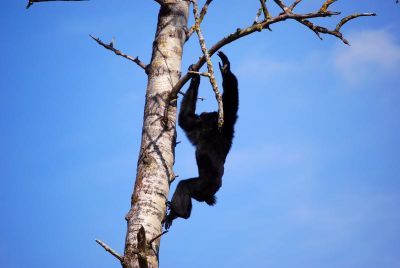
top-left (217, 51), bottom-right (231, 75)
top-left (188, 64), bottom-right (196, 72)
top-left (188, 64), bottom-right (201, 82)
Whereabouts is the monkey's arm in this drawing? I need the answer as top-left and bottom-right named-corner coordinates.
top-left (222, 70), bottom-right (238, 124)
top-left (218, 52), bottom-right (239, 134)
top-left (178, 74), bottom-right (201, 132)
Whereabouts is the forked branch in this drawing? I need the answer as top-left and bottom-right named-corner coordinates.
top-left (297, 12), bottom-right (375, 45)
top-left (186, 0), bottom-right (213, 40)
top-left (190, 0), bottom-right (224, 128)
top-left (170, 0), bottom-right (375, 97)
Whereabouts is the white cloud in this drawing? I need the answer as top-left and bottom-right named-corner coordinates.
top-left (333, 29), bottom-right (400, 86)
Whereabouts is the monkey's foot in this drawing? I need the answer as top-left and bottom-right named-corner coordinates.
top-left (163, 214), bottom-right (174, 230)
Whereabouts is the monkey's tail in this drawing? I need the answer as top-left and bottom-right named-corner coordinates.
top-left (205, 195), bottom-right (217, 206)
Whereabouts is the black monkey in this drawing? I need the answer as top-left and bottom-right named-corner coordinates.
top-left (164, 51), bottom-right (239, 229)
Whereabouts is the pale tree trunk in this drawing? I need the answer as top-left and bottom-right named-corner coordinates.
top-left (123, 1), bottom-right (189, 268)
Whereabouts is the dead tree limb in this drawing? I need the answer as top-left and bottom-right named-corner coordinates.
top-left (89, 35), bottom-right (148, 71)
top-left (95, 239), bottom-right (123, 263)
top-left (260, 0), bottom-right (270, 20)
top-left (170, 0), bottom-right (375, 97)
top-left (320, 0), bottom-right (338, 12)
top-left (191, 0), bottom-right (224, 128)
top-left (26, 0), bottom-right (88, 9)
top-left (186, 0), bottom-right (213, 40)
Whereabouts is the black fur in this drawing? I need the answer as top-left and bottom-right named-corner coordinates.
top-left (164, 51), bottom-right (239, 229)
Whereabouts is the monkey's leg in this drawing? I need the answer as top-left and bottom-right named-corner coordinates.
top-left (169, 178), bottom-right (197, 219)
top-left (186, 177), bottom-right (220, 206)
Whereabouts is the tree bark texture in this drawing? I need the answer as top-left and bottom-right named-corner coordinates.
top-left (123, 1), bottom-right (189, 268)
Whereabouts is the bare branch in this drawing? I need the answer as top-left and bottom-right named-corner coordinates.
top-left (296, 19), bottom-right (325, 40)
top-left (89, 35), bottom-right (148, 71)
top-left (289, 0), bottom-right (303, 12)
top-left (177, 90), bottom-right (205, 102)
top-left (198, 0), bottom-right (213, 24)
top-left (260, 0), bottom-right (271, 19)
top-left (273, 0), bottom-right (288, 12)
top-left (320, 0), bottom-right (338, 13)
top-left (191, 0), bottom-right (224, 128)
top-left (95, 239), bottom-right (123, 262)
top-left (255, 0), bottom-right (271, 25)
top-left (26, 0), bottom-right (88, 9)
top-left (148, 231), bottom-right (169, 245)
top-left (297, 12), bottom-right (375, 45)
top-left (188, 70), bottom-right (211, 77)
top-left (170, 3), bottom-right (375, 97)
top-left (187, 0), bottom-right (213, 40)
top-left (335, 13), bottom-right (376, 32)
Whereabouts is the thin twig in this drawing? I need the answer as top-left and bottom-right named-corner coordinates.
top-left (259, 0), bottom-right (270, 19)
top-left (95, 239), bottom-right (123, 262)
top-left (257, 0), bottom-right (272, 30)
top-left (335, 13), bottom-right (376, 32)
top-left (147, 231), bottom-right (168, 264)
top-left (148, 231), bottom-right (169, 245)
top-left (191, 0), bottom-right (224, 128)
top-left (273, 0), bottom-right (288, 12)
top-left (26, 0), bottom-right (88, 9)
top-left (289, 0), bottom-right (303, 12)
top-left (188, 70), bottom-right (211, 77)
top-left (198, 0), bottom-right (213, 24)
top-left (296, 19), bottom-right (325, 40)
top-left (89, 35), bottom-right (148, 71)
top-left (297, 12), bottom-right (375, 45)
top-left (186, 0), bottom-right (213, 40)
top-left (320, 0), bottom-right (338, 13)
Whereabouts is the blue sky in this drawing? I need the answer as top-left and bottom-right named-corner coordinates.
top-left (0, 1), bottom-right (399, 268)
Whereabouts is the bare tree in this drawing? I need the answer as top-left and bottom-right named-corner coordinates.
top-left (27, 0), bottom-right (375, 267)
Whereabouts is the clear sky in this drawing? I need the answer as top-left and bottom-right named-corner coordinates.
top-left (0, 1), bottom-right (399, 268)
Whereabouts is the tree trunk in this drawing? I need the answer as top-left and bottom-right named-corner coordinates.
top-left (123, 1), bottom-right (189, 268)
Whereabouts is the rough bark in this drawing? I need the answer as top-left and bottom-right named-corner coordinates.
top-left (123, 1), bottom-right (189, 268)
